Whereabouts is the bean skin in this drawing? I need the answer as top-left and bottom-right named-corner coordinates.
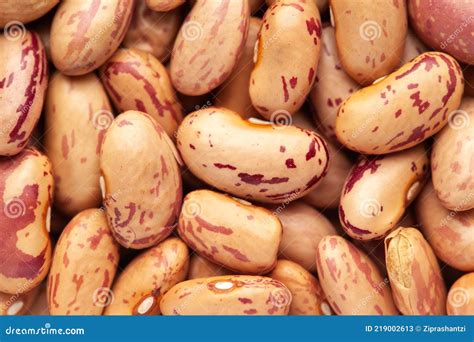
top-left (336, 52), bottom-right (464, 154)
top-left (0, 31), bottom-right (48, 156)
top-left (178, 190), bottom-right (281, 274)
top-left (385, 227), bottom-right (447, 315)
top-left (187, 254), bottom-right (231, 280)
top-left (0, 148), bottom-right (53, 295)
top-left (47, 209), bottom-right (119, 315)
top-left (250, 0), bottom-right (322, 118)
top-left (447, 273), bottom-right (474, 315)
top-left (0, 0), bottom-right (58, 27)
top-left (0, 288), bottom-right (39, 315)
top-left (160, 275), bottom-right (292, 315)
top-left (146, 0), bottom-right (185, 12)
top-left (316, 235), bottom-right (398, 315)
top-left (176, 107), bottom-right (330, 203)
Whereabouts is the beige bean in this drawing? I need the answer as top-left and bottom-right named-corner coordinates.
top-left (330, 0), bottom-right (407, 85)
top-left (170, 0), bottom-right (250, 95)
top-left (47, 209), bottom-right (119, 315)
top-left (178, 190), bottom-right (281, 274)
top-left (215, 17), bottom-right (261, 119)
top-left (0, 0), bottom-right (58, 27)
top-left (275, 200), bottom-right (337, 272)
top-left (50, 0), bottom-right (134, 75)
top-left (336, 52), bottom-right (464, 154)
top-left (105, 237), bottom-right (189, 315)
top-left (176, 107), bottom-right (329, 203)
top-left (123, 1), bottom-right (183, 63)
top-left (269, 259), bottom-right (331, 315)
top-left (160, 275), bottom-right (292, 315)
top-left (100, 111), bottom-right (182, 249)
top-left (0, 148), bottom-right (53, 295)
top-left (44, 72), bottom-right (112, 217)
top-left (188, 254), bottom-right (231, 280)
top-left (146, 0), bottom-right (185, 12)
top-left (416, 181), bottom-right (474, 272)
top-left (447, 273), bottom-right (474, 315)
top-left (250, 0), bottom-right (321, 118)
top-left (101, 48), bottom-right (183, 137)
top-left (310, 26), bottom-right (360, 141)
top-left (265, 0), bottom-right (327, 12)
top-left (0, 288), bottom-right (39, 315)
top-left (431, 98), bottom-right (474, 211)
top-left (0, 31), bottom-right (48, 156)
top-left (316, 235), bottom-right (397, 315)
top-left (339, 145), bottom-right (428, 240)
top-left (385, 227), bottom-right (447, 315)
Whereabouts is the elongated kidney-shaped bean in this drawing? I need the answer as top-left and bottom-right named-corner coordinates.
top-left (176, 107), bottom-right (329, 203)
top-left (275, 200), bottom-right (337, 272)
top-left (250, 0), bottom-right (321, 118)
top-left (416, 181), bottom-right (474, 272)
top-left (44, 72), bottom-right (112, 217)
top-left (100, 111), bottom-right (182, 249)
top-left (269, 259), bottom-right (331, 315)
top-left (0, 148), bottom-right (53, 294)
top-left (160, 275), bottom-right (292, 315)
top-left (105, 237), bottom-right (188, 315)
top-left (50, 0), bottom-right (134, 75)
top-left (0, 31), bottom-right (48, 156)
top-left (330, 0), bottom-right (407, 85)
top-left (178, 190), bottom-right (281, 274)
top-left (336, 52), bottom-right (464, 154)
top-left (188, 254), bottom-right (231, 280)
top-left (339, 145), bottom-right (429, 240)
top-left (170, 0), bottom-right (249, 95)
top-left (385, 227), bottom-right (447, 315)
top-left (316, 235), bottom-right (397, 315)
top-left (47, 209), bottom-right (119, 315)
top-left (100, 48), bottom-right (183, 137)
top-left (431, 98), bottom-right (474, 211)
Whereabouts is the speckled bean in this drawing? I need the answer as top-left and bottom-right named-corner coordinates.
top-left (431, 98), bottom-right (474, 211)
top-left (100, 48), bottom-right (183, 136)
top-left (50, 0), bottom-right (134, 75)
top-left (385, 227), bottom-right (447, 315)
top-left (146, 0), bottom-right (184, 12)
top-left (339, 145), bottom-right (429, 240)
top-left (47, 209), bottom-right (119, 315)
top-left (250, 0), bottom-right (321, 118)
top-left (265, 0), bottom-right (327, 12)
top-left (178, 189), bottom-right (281, 274)
top-left (269, 259), bottom-right (331, 315)
top-left (447, 273), bottom-right (474, 315)
top-left (275, 200), bottom-right (337, 272)
top-left (105, 237), bottom-right (189, 315)
top-left (336, 52), bottom-right (464, 154)
top-left (188, 254), bottom-right (231, 280)
top-left (316, 235), bottom-right (397, 315)
top-left (44, 72), bottom-right (112, 217)
top-left (100, 111), bottom-right (182, 249)
top-left (170, 0), bottom-right (250, 95)
top-left (123, 1), bottom-right (183, 63)
top-left (416, 181), bottom-right (474, 272)
top-left (0, 148), bottom-right (53, 295)
top-left (330, 0), bottom-right (407, 85)
top-left (160, 275), bottom-right (292, 315)
top-left (176, 107), bottom-right (329, 203)
top-left (0, 31), bottom-right (48, 156)
top-left (0, 0), bottom-right (58, 27)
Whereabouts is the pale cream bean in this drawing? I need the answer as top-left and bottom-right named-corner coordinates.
top-left (188, 255), bottom-right (231, 280)
top-left (146, 0), bottom-right (185, 12)
top-left (0, 0), bottom-right (58, 27)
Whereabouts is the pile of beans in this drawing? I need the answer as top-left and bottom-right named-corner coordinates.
top-left (0, 0), bottom-right (473, 316)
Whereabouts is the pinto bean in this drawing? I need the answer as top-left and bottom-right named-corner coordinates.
top-left (447, 273), bottom-right (474, 315)
top-left (146, 0), bottom-right (185, 12)
top-left (178, 189), bottom-right (281, 274)
top-left (336, 52), bottom-right (464, 154)
top-left (385, 227), bottom-right (447, 315)
top-left (187, 254), bottom-right (231, 280)
top-left (100, 111), bottom-right (182, 249)
top-left (339, 145), bottom-right (429, 240)
top-left (0, 0), bottom-right (58, 27)
top-left (105, 237), bottom-right (188, 315)
top-left (160, 275), bottom-right (292, 315)
top-left (250, 0), bottom-right (321, 118)
top-left (316, 235), bottom-right (398, 315)
top-left (170, 0), bottom-right (250, 95)
top-left (176, 107), bottom-right (329, 203)
top-left (50, 0), bottom-right (134, 75)
top-left (0, 148), bottom-right (53, 295)
top-left (47, 209), bottom-right (119, 315)
top-left (0, 31), bottom-right (48, 156)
